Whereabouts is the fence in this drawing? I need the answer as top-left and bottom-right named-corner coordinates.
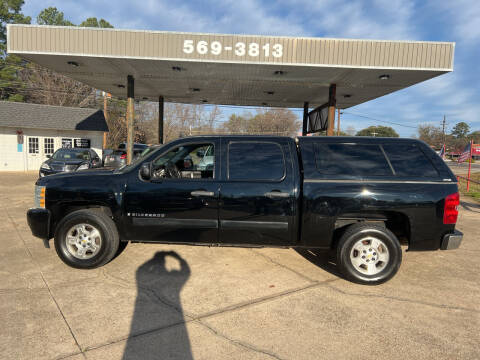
top-left (457, 175), bottom-right (480, 196)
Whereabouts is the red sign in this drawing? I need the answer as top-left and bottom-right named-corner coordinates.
top-left (473, 144), bottom-right (480, 156)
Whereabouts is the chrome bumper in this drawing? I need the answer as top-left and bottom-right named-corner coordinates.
top-left (441, 230), bottom-right (463, 250)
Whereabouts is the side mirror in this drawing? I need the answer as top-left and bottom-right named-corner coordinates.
top-left (140, 162), bottom-right (152, 180)
top-left (46, 155), bottom-right (51, 158)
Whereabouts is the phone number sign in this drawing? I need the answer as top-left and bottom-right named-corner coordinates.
top-left (182, 39), bottom-right (283, 58)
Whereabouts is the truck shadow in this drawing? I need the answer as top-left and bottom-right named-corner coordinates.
top-left (122, 251), bottom-right (193, 360)
top-left (294, 249), bottom-right (344, 279)
top-left (460, 200), bottom-right (480, 213)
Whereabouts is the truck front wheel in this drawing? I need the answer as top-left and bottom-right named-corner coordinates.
top-left (336, 223), bottom-right (402, 285)
top-left (54, 209), bottom-right (120, 269)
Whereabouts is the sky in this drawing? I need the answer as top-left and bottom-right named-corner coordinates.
top-left (21, 0), bottom-right (480, 136)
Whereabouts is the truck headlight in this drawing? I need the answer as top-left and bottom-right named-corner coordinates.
top-left (40, 162), bottom-right (50, 170)
top-left (34, 185), bottom-right (46, 208)
top-left (76, 163), bottom-right (89, 171)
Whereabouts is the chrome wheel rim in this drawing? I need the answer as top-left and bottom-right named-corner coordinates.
top-left (350, 236), bottom-right (390, 275)
top-left (65, 223), bottom-right (102, 260)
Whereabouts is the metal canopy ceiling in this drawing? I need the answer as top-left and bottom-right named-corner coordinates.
top-left (7, 25), bottom-right (455, 109)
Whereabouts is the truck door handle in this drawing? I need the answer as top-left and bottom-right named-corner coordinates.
top-left (265, 191), bottom-right (290, 199)
top-left (191, 190), bottom-right (215, 197)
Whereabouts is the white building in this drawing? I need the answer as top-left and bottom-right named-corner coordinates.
top-left (0, 101), bottom-right (108, 171)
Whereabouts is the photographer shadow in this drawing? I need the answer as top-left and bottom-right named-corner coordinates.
top-left (122, 251), bottom-right (193, 360)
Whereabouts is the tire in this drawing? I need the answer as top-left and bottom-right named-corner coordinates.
top-left (336, 223), bottom-right (402, 285)
top-left (54, 209), bottom-right (120, 269)
top-left (114, 241), bottom-right (129, 259)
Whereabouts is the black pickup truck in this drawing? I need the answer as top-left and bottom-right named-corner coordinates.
top-left (27, 136), bottom-right (462, 284)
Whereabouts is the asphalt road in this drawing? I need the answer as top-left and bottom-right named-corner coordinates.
top-left (447, 160), bottom-right (480, 175)
top-left (1, 172), bottom-right (479, 360)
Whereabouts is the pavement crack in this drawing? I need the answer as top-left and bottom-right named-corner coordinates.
top-left (249, 249), bottom-right (317, 283)
top-left (2, 204), bottom-right (86, 358)
top-left (196, 319), bottom-right (287, 360)
top-left (79, 280), bottom-right (338, 355)
top-left (325, 284), bottom-right (480, 313)
top-left (101, 269), bottom-right (196, 319)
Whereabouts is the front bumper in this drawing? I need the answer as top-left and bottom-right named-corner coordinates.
top-left (27, 208), bottom-right (51, 242)
top-left (441, 230), bottom-right (463, 250)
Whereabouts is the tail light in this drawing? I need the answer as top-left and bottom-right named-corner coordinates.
top-left (120, 154), bottom-right (127, 159)
top-left (443, 192), bottom-right (459, 224)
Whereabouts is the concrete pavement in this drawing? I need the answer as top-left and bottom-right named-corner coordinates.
top-left (0, 172), bottom-right (479, 360)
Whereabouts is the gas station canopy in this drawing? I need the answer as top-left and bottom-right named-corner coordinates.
top-left (7, 25), bottom-right (455, 109)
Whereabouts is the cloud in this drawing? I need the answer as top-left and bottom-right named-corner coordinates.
top-left (21, 0), bottom-right (479, 135)
top-left (433, 0), bottom-right (480, 44)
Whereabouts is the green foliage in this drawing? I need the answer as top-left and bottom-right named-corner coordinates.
top-left (0, 2), bottom-right (115, 103)
top-left (37, 7), bottom-right (74, 26)
top-left (79, 17), bottom-right (113, 28)
top-left (469, 131), bottom-right (480, 143)
top-left (451, 122), bottom-right (470, 138)
top-left (0, 0), bottom-right (30, 101)
top-left (0, 0), bottom-right (31, 54)
top-left (356, 125), bottom-right (399, 137)
top-left (7, 92), bottom-right (22, 101)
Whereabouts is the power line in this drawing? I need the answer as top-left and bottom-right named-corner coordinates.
top-left (340, 111), bottom-right (418, 129)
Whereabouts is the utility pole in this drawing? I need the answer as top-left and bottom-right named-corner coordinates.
top-left (442, 115), bottom-right (446, 145)
top-left (102, 92), bottom-right (109, 149)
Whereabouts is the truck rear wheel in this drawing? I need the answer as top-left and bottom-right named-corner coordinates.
top-left (336, 223), bottom-right (402, 285)
top-left (54, 209), bottom-right (119, 269)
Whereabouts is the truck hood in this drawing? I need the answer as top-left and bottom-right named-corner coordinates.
top-left (36, 167), bottom-right (116, 186)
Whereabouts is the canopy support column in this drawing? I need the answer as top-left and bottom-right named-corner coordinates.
top-left (302, 102), bottom-right (309, 136)
top-left (337, 108), bottom-right (341, 136)
top-left (327, 84), bottom-right (336, 136)
top-left (126, 75), bottom-right (135, 164)
top-left (158, 96), bottom-right (164, 144)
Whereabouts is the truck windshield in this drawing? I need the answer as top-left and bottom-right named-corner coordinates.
top-left (114, 145), bottom-right (164, 173)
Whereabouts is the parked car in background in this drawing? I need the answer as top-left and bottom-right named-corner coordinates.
top-left (39, 148), bottom-right (102, 177)
top-left (102, 149), bottom-right (114, 165)
top-left (103, 143), bottom-right (148, 168)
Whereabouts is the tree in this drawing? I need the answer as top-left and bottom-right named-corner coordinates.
top-left (417, 124), bottom-right (444, 148)
top-left (37, 7), bottom-right (74, 26)
top-left (356, 125), bottom-right (399, 137)
top-left (79, 17), bottom-right (113, 28)
top-left (469, 131), bottom-right (480, 144)
top-left (221, 108), bottom-right (300, 137)
top-left (451, 122), bottom-right (470, 139)
top-left (9, 8), bottom-right (115, 106)
top-left (20, 63), bottom-right (97, 107)
top-left (0, 0), bottom-right (31, 54)
top-left (0, 0), bottom-right (31, 101)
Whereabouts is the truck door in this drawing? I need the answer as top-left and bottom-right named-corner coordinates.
top-left (124, 139), bottom-right (220, 244)
top-left (218, 139), bottom-right (297, 246)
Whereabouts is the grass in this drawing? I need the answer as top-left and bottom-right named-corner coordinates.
top-left (457, 173), bottom-right (480, 202)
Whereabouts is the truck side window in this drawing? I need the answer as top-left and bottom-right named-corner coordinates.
top-left (382, 143), bottom-right (439, 177)
top-left (228, 142), bottom-right (285, 181)
top-left (315, 143), bottom-right (392, 177)
top-left (151, 143), bottom-right (214, 179)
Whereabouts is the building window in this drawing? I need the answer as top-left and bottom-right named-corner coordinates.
top-left (44, 138), bottom-right (54, 154)
top-left (28, 137), bottom-right (39, 154)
